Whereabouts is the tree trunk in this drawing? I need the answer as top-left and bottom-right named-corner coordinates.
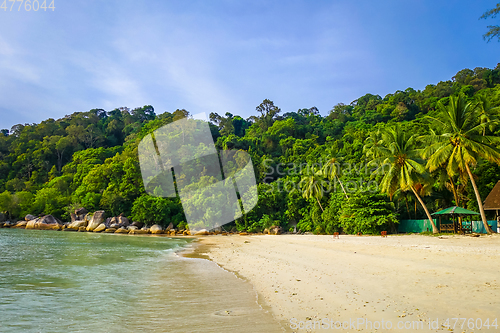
top-left (316, 197), bottom-right (324, 212)
top-left (465, 164), bottom-right (492, 234)
top-left (335, 175), bottom-right (349, 199)
top-left (448, 176), bottom-right (459, 206)
top-left (411, 186), bottom-right (439, 234)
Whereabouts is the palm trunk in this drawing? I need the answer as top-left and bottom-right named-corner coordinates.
top-left (335, 175), bottom-right (349, 199)
top-left (465, 164), bottom-right (492, 234)
top-left (316, 197), bottom-right (324, 212)
top-left (411, 186), bottom-right (439, 234)
top-left (448, 176), bottom-right (459, 206)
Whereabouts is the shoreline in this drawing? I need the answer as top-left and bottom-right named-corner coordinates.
top-left (194, 233), bottom-right (500, 332)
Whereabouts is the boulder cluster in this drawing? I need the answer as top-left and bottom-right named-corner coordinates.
top-left (0, 210), bottom-right (287, 236)
top-left (0, 209), bottom-right (194, 236)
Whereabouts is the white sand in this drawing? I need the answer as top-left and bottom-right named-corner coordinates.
top-left (199, 234), bottom-right (500, 332)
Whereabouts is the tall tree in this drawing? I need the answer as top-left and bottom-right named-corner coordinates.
top-left (422, 94), bottom-right (500, 234)
top-left (365, 125), bottom-right (439, 233)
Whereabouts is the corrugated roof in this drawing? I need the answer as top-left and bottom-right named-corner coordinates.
top-left (484, 181), bottom-right (500, 210)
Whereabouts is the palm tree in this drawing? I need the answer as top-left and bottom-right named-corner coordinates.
top-left (476, 95), bottom-right (499, 136)
top-left (422, 94), bottom-right (500, 234)
top-left (365, 124), bottom-right (439, 234)
top-left (322, 155), bottom-right (349, 199)
top-left (300, 167), bottom-right (325, 212)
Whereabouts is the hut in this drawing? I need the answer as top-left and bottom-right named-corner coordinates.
top-left (483, 180), bottom-right (500, 232)
top-left (431, 206), bottom-right (480, 234)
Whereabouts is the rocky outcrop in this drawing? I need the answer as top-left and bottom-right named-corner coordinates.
top-left (86, 210), bottom-right (106, 231)
top-left (24, 215), bottom-right (61, 230)
top-left (150, 224), bottom-right (163, 234)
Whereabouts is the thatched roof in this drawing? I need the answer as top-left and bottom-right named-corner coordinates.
top-left (484, 181), bottom-right (500, 210)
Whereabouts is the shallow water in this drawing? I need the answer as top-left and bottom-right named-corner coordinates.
top-left (0, 229), bottom-right (282, 332)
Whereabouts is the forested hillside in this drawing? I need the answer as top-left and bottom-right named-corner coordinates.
top-left (1, 65), bottom-right (500, 234)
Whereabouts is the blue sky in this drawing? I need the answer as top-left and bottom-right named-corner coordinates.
top-left (0, 0), bottom-right (499, 129)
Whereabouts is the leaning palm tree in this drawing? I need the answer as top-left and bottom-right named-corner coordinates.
top-left (422, 94), bottom-right (500, 234)
top-left (322, 155), bottom-right (349, 199)
top-left (366, 124), bottom-right (439, 234)
top-left (300, 167), bottom-right (325, 212)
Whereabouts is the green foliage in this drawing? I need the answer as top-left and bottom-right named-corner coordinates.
top-left (131, 194), bottom-right (182, 227)
top-left (339, 193), bottom-right (398, 234)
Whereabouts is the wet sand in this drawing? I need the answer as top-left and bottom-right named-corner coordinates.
top-left (198, 234), bottom-right (500, 332)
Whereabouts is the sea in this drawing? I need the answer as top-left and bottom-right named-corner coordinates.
top-left (0, 228), bottom-right (283, 332)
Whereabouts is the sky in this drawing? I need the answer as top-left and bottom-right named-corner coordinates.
top-left (0, 0), bottom-right (499, 129)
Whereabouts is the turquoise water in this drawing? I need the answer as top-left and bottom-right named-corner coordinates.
top-left (0, 229), bottom-right (282, 332)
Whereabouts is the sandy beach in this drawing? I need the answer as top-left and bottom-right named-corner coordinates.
top-left (197, 234), bottom-right (500, 332)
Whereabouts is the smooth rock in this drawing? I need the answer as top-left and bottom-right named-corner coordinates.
top-left (78, 226), bottom-right (86, 232)
top-left (194, 229), bottom-right (209, 235)
top-left (150, 224), bottom-right (164, 234)
top-left (131, 221), bottom-right (144, 229)
top-left (166, 222), bottom-right (174, 231)
top-left (130, 229), bottom-right (149, 234)
top-left (15, 221), bottom-right (28, 227)
top-left (67, 220), bottom-right (88, 230)
top-left (26, 219), bottom-right (38, 229)
top-left (39, 215), bottom-right (60, 225)
top-left (103, 228), bottom-right (117, 233)
top-left (75, 207), bottom-right (88, 216)
top-left (127, 225), bottom-right (138, 231)
top-left (118, 216), bottom-right (129, 227)
top-left (87, 210), bottom-right (106, 231)
top-left (25, 214), bottom-right (36, 221)
top-left (115, 228), bottom-right (129, 234)
top-left (93, 223), bottom-right (106, 232)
